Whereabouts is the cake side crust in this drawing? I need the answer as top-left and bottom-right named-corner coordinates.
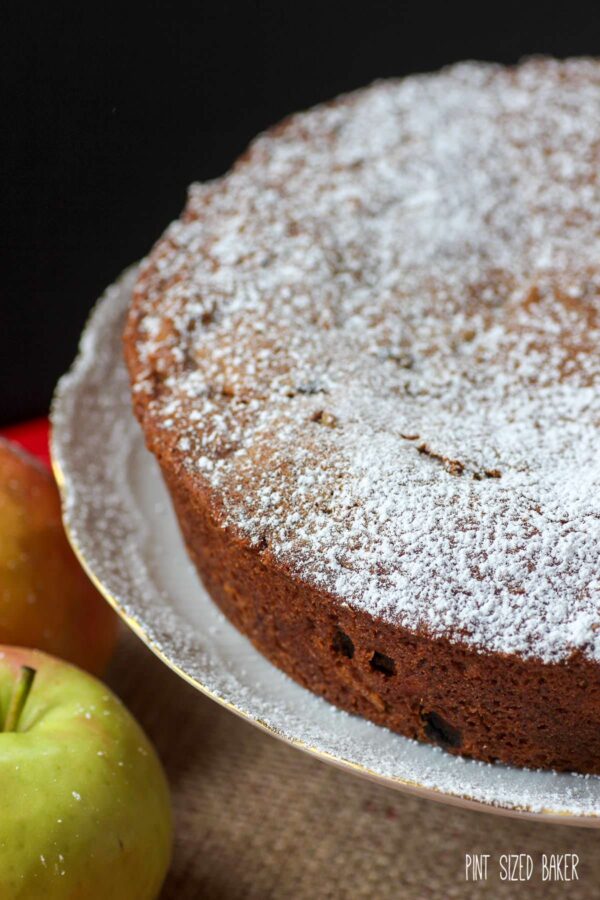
top-left (158, 449), bottom-right (600, 774)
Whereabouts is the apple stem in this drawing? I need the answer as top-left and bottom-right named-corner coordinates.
top-left (3, 666), bottom-right (36, 733)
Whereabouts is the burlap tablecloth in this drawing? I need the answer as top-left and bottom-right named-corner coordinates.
top-left (108, 628), bottom-right (600, 899)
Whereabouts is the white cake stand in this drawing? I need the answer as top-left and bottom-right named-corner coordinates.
top-left (51, 266), bottom-right (600, 826)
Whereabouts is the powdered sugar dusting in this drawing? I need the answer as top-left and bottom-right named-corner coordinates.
top-left (127, 59), bottom-right (600, 663)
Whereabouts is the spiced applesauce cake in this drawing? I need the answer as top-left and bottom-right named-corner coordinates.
top-left (124, 58), bottom-right (600, 773)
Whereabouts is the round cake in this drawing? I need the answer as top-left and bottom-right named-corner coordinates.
top-left (124, 58), bottom-right (600, 773)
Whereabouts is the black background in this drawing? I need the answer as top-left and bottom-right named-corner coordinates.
top-left (3, 2), bottom-right (600, 424)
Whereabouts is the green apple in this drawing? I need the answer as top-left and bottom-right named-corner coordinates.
top-left (0, 646), bottom-right (172, 899)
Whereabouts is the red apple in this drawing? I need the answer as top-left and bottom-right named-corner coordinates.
top-left (0, 439), bottom-right (118, 674)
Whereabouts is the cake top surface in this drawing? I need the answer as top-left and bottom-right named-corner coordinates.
top-left (126, 58), bottom-right (600, 663)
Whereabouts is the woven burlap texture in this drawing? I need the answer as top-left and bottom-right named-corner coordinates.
top-left (108, 629), bottom-right (600, 899)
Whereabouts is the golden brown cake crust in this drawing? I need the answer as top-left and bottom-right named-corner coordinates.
top-left (124, 59), bottom-right (600, 772)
